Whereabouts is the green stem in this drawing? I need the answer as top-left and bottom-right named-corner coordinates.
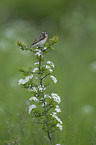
top-left (38, 48), bottom-right (52, 144)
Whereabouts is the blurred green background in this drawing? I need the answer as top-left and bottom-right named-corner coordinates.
top-left (0, 0), bottom-right (96, 144)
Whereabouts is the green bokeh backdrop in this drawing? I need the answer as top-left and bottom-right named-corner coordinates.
top-left (0, 0), bottom-right (96, 144)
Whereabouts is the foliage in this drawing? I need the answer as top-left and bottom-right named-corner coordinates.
top-left (17, 35), bottom-right (62, 144)
top-left (0, 3), bottom-right (96, 143)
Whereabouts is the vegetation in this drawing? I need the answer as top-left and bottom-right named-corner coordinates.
top-left (0, 0), bottom-right (96, 144)
top-left (17, 36), bottom-right (63, 144)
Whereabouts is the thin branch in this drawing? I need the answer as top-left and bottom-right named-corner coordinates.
top-left (23, 84), bottom-right (40, 88)
top-left (50, 129), bottom-right (57, 133)
top-left (20, 44), bottom-right (38, 52)
top-left (42, 42), bottom-right (54, 52)
top-left (49, 123), bottom-right (57, 130)
top-left (41, 73), bottom-right (50, 80)
top-left (39, 48), bottom-right (52, 144)
top-left (19, 70), bottom-right (39, 74)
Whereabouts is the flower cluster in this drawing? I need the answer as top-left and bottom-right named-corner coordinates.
top-left (29, 104), bottom-right (36, 114)
top-left (50, 75), bottom-right (57, 83)
top-left (43, 64), bottom-right (53, 73)
top-left (47, 61), bottom-right (55, 68)
top-left (18, 75), bottom-right (33, 85)
top-left (17, 36), bottom-right (62, 143)
top-left (35, 49), bottom-right (43, 58)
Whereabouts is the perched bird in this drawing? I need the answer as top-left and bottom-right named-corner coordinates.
top-left (30, 32), bottom-right (48, 47)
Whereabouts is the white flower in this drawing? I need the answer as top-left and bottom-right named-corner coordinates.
top-left (38, 85), bottom-right (43, 92)
top-left (48, 95), bottom-right (51, 99)
top-left (29, 85), bottom-right (31, 88)
top-left (29, 97), bottom-right (39, 102)
top-left (18, 79), bottom-right (26, 85)
top-left (44, 94), bottom-right (51, 99)
top-left (50, 112), bottom-right (62, 124)
top-left (44, 94), bottom-right (47, 98)
top-left (34, 49), bottom-right (39, 51)
top-left (45, 65), bottom-right (50, 69)
top-left (30, 86), bottom-right (37, 93)
top-left (34, 62), bottom-right (39, 65)
top-left (51, 93), bottom-right (61, 104)
top-left (43, 85), bottom-right (46, 90)
top-left (29, 104), bottom-right (36, 114)
top-left (47, 61), bottom-right (55, 68)
top-left (33, 68), bottom-right (38, 72)
top-left (18, 75), bottom-right (33, 85)
top-left (49, 69), bottom-right (53, 73)
top-left (56, 123), bottom-right (63, 130)
top-left (35, 52), bottom-right (41, 56)
top-left (42, 102), bottom-right (47, 107)
top-left (50, 75), bottom-right (57, 83)
top-left (26, 75), bottom-right (33, 81)
top-left (35, 49), bottom-right (41, 53)
top-left (35, 50), bottom-right (43, 57)
top-left (35, 77), bottom-right (38, 79)
top-left (44, 47), bottom-right (47, 50)
top-left (43, 65), bottom-right (53, 73)
top-left (55, 105), bottom-right (61, 113)
top-left (33, 87), bottom-right (37, 92)
top-left (38, 85), bottom-right (46, 92)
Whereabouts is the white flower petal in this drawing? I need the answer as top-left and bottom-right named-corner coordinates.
top-left (33, 68), bottom-right (38, 72)
top-left (18, 75), bottom-right (33, 85)
top-left (34, 62), bottom-right (39, 65)
top-left (51, 93), bottom-right (61, 104)
top-left (44, 47), bottom-right (47, 50)
top-left (56, 123), bottom-right (63, 130)
top-left (47, 61), bottom-right (55, 68)
top-left (29, 97), bottom-right (39, 102)
top-left (18, 79), bottom-right (26, 85)
top-left (35, 77), bottom-right (38, 79)
top-left (50, 112), bottom-right (62, 124)
top-left (46, 65), bottom-right (50, 69)
top-left (50, 75), bottom-right (57, 83)
top-left (49, 69), bottom-right (53, 73)
top-left (43, 65), bottom-right (53, 73)
top-left (55, 105), bottom-right (61, 113)
top-left (42, 102), bottom-right (47, 107)
top-left (30, 86), bottom-right (37, 93)
top-left (29, 104), bottom-right (36, 114)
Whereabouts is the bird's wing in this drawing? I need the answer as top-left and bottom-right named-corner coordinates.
top-left (31, 33), bottom-right (44, 46)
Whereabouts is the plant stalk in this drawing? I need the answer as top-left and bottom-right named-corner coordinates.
top-left (39, 48), bottom-right (52, 144)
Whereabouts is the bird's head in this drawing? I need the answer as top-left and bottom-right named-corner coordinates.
top-left (42, 32), bottom-right (48, 39)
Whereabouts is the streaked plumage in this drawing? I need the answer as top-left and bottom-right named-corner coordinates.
top-left (30, 32), bottom-right (48, 47)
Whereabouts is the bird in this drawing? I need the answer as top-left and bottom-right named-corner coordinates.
top-left (30, 32), bottom-right (48, 47)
